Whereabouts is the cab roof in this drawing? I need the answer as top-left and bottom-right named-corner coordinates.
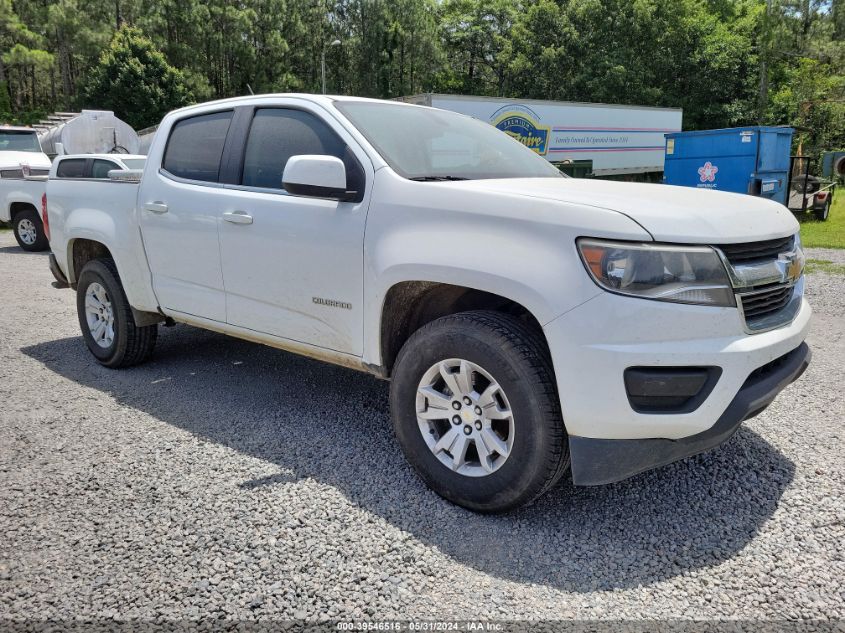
top-left (56, 153), bottom-right (146, 161)
top-left (0, 126), bottom-right (38, 133)
top-left (166, 93), bottom-right (419, 117)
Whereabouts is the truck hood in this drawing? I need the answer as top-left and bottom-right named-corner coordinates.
top-left (451, 177), bottom-right (799, 243)
top-left (0, 151), bottom-right (51, 171)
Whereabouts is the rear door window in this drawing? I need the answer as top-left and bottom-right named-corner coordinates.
top-left (91, 159), bottom-right (120, 179)
top-left (240, 108), bottom-right (362, 192)
top-left (56, 159), bottom-right (87, 178)
top-left (162, 111), bottom-right (233, 183)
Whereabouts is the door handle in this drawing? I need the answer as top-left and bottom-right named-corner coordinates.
top-left (222, 211), bottom-right (254, 225)
top-left (143, 202), bottom-right (169, 214)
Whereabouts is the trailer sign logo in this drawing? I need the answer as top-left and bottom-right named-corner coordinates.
top-left (698, 161), bottom-right (719, 183)
top-left (494, 113), bottom-right (549, 155)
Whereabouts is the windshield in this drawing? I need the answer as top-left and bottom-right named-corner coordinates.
top-left (0, 130), bottom-right (41, 153)
top-left (335, 102), bottom-right (563, 181)
top-left (121, 158), bottom-right (147, 170)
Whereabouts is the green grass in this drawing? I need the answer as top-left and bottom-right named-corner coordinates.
top-left (798, 189), bottom-right (845, 249)
top-left (806, 258), bottom-right (845, 275)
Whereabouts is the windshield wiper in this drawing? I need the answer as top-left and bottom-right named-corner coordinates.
top-left (408, 175), bottom-right (470, 182)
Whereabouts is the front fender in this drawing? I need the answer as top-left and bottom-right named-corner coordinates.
top-left (361, 172), bottom-right (651, 366)
top-left (364, 241), bottom-right (601, 368)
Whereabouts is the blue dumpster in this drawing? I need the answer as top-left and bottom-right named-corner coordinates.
top-left (663, 126), bottom-right (794, 205)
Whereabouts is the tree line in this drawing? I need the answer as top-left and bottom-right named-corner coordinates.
top-left (1, 0), bottom-right (843, 157)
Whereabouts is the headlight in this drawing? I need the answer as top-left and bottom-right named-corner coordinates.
top-left (577, 238), bottom-right (735, 307)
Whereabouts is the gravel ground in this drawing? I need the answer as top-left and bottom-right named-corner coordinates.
top-left (0, 231), bottom-right (843, 626)
top-left (806, 247), bottom-right (845, 265)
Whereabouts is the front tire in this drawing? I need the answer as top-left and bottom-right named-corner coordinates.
top-left (389, 311), bottom-right (569, 513)
top-left (12, 209), bottom-right (49, 252)
top-left (76, 258), bottom-right (157, 368)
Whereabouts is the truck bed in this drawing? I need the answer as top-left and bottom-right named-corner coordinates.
top-left (47, 176), bottom-right (160, 313)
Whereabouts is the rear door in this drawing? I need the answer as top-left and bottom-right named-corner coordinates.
top-left (138, 110), bottom-right (234, 322)
top-left (216, 102), bottom-right (371, 355)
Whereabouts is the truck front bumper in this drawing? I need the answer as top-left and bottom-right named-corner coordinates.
top-left (568, 342), bottom-right (810, 485)
top-left (542, 290), bottom-right (812, 485)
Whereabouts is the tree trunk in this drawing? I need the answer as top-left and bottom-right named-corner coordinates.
top-left (399, 40), bottom-right (405, 96)
top-left (56, 28), bottom-right (73, 109)
top-left (50, 65), bottom-right (57, 106)
top-left (14, 69), bottom-right (22, 109)
top-left (30, 65), bottom-right (36, 108)
top-left (0, 57), bottom-right (10, 114)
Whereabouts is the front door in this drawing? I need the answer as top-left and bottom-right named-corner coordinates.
top-left (217, 105), bottom-right (371, 355)
top-left (138, 109), bottom-right (234, 323)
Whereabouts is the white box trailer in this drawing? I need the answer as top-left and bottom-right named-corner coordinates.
top-left (398, 94), bottom-right (682, 177)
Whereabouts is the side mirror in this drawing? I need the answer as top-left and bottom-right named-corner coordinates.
top-left (282, 155), bottom-right (355, 201)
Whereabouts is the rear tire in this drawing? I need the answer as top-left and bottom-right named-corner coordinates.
top-left (12, 208), bottom-right (48, 252)
top-left (389, 310), bottom-right (569, 513)
top-left (76, 258), bottom-right (157, 368)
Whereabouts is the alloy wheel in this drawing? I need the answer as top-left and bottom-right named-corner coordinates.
top-left (84, 282), bottom-right (115, 348)
top-left (415, 358), bottom-right (515, 477)
top-left (17, 218), bottom-right (37, 245)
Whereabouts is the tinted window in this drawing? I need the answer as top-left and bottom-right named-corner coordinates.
top-left (163, 111), bottom-right (233, 182)
top-left (91, 159), bottom-right (119, 179)
top-left (241, 108), bottom-right (362, 192)
top-left (56, 159), bottom-right (87, 178)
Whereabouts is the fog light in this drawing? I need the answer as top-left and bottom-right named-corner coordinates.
top-left (624, 367), bottom-right (722, 414)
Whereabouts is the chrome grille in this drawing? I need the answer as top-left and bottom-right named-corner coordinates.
top-left (739, 284), bottom-right (794, 321)
top-left (718, 236), bottom-right (794, 265)
top-left (714, 235), bottom-right (803, 333)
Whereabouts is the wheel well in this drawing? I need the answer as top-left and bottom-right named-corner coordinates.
top-left (70, 239), bottom-right (112, 284)
top-left (10, 202), bottom-right (38, 220)
top-left (380, 281), bottom-right (545, 377)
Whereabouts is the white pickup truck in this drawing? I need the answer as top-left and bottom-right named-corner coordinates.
top-left (1, 153), bottom-right (145, 251)
top-left (46, 95), bottom-right (811, 512)
top-left (0, 126), bottom-right (51, 176)
top-left (0, 126), bottom-right (51, 250)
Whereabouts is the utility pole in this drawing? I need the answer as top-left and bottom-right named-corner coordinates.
top-left (759, 0), bottom-right (774, 123)
top-left (321, 40), bottom-right (341, 95)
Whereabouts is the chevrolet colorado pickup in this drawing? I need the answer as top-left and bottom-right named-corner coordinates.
top-left (46, 95), bottom-right (811, 512)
